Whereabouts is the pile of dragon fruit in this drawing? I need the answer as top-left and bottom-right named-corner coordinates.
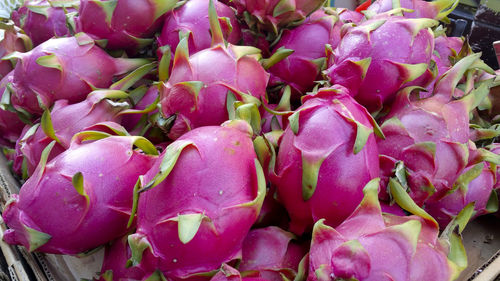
top-left (0, 0), bottom-right (499, 280)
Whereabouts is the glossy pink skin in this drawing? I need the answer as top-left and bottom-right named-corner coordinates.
top-left (326, 16), bottom-right (435, 112)
top-left (121, 86), bottom-right (159, 134)
top-left (2, 136), bottom-right (156, 255)
top-left (0, 27), bottom-right (27, 80)
top-left (337, 8), bottom-right (363, 24)
top-left (0, 73), bottom-right (25, 148)
top-left (378, 87), bottom-right (472, 205)
top-left (309, 191), bottom-right (453, 281)
top-left (269, 10), bottom-right (342, 96)
top-left (383, 215), bottom-right (452, 281)
top-left (233, 0), bottom-right (323, 30)
top-left (425, 162), bottom-right (496, 227)
top-left (13, 95), bottom-right (124, 177)
top-left (239, 227), bottom-right (307, 281)
top-left (272, 86), bottom-right (380, 235)
top-left (12, 0), bottom-right (76, 46)
top-left (132, 122), bottom-right (262, 278)
top-left (158, 0), bottom-right (242, 55)
top-left (75, 0), bottom-right (165, 52)
top-left (367, 0), bottom-right (442, 19)
top-left (160, 45), bottom-right (269, 139)
top-left (10, 34), bottom-right (132, 115)
top-left (96, 235), bottom-right (148, 281)
top-left (421, 35), bottom-right (463, 97)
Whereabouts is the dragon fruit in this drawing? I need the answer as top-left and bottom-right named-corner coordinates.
top-left (11, 0), bottom-right (78, 46)
top-left (271, 85), bottom-right (381, 235)
top-left (2, 134), bottom-right (158, 254)
top-left (127, 119), bottom-right (265, 280)
top-left (0, 72), bottom-right (25, 148)
top-left (325, 15), bottom-right (438, 112)
top-left (490, 143), bottom-right (500, 190)
top-left (233, 0), bottom-right (325, 35)
top-left (336, 7), bottom-right (363, 24)
top-left (268, 9), bottom-right (342, 97)
top-left (119, 85), bottom-right (169, 144)
top-left (7, 33), bottom-right (149, 116)
top-left (96, 234), bottom-right (148, 281)
top-left (160, 1), bottom-right (268, 139)
top-left (309, 178), bottom-right (465, 281)
top-left (377, 53), bottom-right (496, 206)
top-left (75, 0), bottom-right (178, 54)
top-left (12, 90), bottom-right (129, 177)
top-left (366, 0), bottom-right (459, 20)
top-left (424, 162), bottom-right (498, 227)
top-left (0, 21), bottom-right (31, 80)
top-left (239, 226), bottom-right (308, 281)
top-left (158, 0), bottom-right (242, 56)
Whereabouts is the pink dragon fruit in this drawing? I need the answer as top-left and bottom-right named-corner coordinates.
top-left (419, 34), bottom-right (463, 96)
top-left (126, 119), bottom-right (265, 280)
top-left (377, 53), bottom-right (496, 207)
top-left (490, 143), bottom-right (500, 190)
top-left (158, 0), bottom-right (242, 55)
top-left (7, 33), bottom-right (149, 116)
top-left (425, 161), bottom-right (498, 227)
top-left (271, 85), bottom-right (381, 235)
top-left (325, 15), bottom-right (438, 112)
top-left (96, 234), bottom-right (148, 281)
top-left (2, 134), bottom-right (158, 254)
top-left (119, 85), bottom-right (168, 145)
top-left (232, 0), bottom-right (325, 34)
top-left (336, 7), bottom-right (364, 24)
top-left (366, 0), bottom-right (459, 20)
top-left (12, 90), bottom-right (129, 177)
top-left (0, 21), bottom-right (31, 80)
top-left (239, 226), bottom-right (308, 281)
top-left (0, 72), bottom-right (25, 148)
top-left (75, 0), bottom-right (177, 54)
top-left (11, 0), bottom-right (78, 46)
top-left (309, 178), bottom-right (465, 281)
top-left (268, 9), bottom-right (342, 97)
top-left (160, 1), bottom-right (268, 139)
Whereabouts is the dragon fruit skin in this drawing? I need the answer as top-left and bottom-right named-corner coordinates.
top-left (325, 16), bottom-right (437, 112)
top-left (490, 143), bottom-right (500, 190)
top-left (96, 234), bottom-right (148, 281)
top-left (2, 135), bottom-right (158, 255)
top-left (9, 33), bottom-right (148, 116)
top-left (366, 0), bottom-right (458, 20)
top-left (120, 86), bottom-right (159, 134)
top-left (271, 85), bottom-right (380, 235)
top-left (0, 22), bottom-right (31, 80)
top-left (11, 0), bottom-right (77, 46)
top-left (12, 90), bottom-right (128, 177)
top-left (418, 34), bottom-right (463, 98)
top-left (308, 179), bottom-right (460, 281)
top-left (336, 7), bottom-right (363, 24)
top-left (0, 73), bottom-right (25, 148)
top-left (75, 0), bottom-right (176, 53)
top-left (239, 226), bottom-right (308, 281)
top-left (268, 9), bottom-right (342, 97)
top-left (127, 120), bottom-right (265, 279)
top-left (158, 0), bottom-right (242, 55)
top-left (377, 53), bottom-right (495, 205)
top-left (233, 0), bottom-right (325, 34)
top-left (160, 37), bottom-right (269, 139)
top-left (425, 162), bottom-right (497, 227)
